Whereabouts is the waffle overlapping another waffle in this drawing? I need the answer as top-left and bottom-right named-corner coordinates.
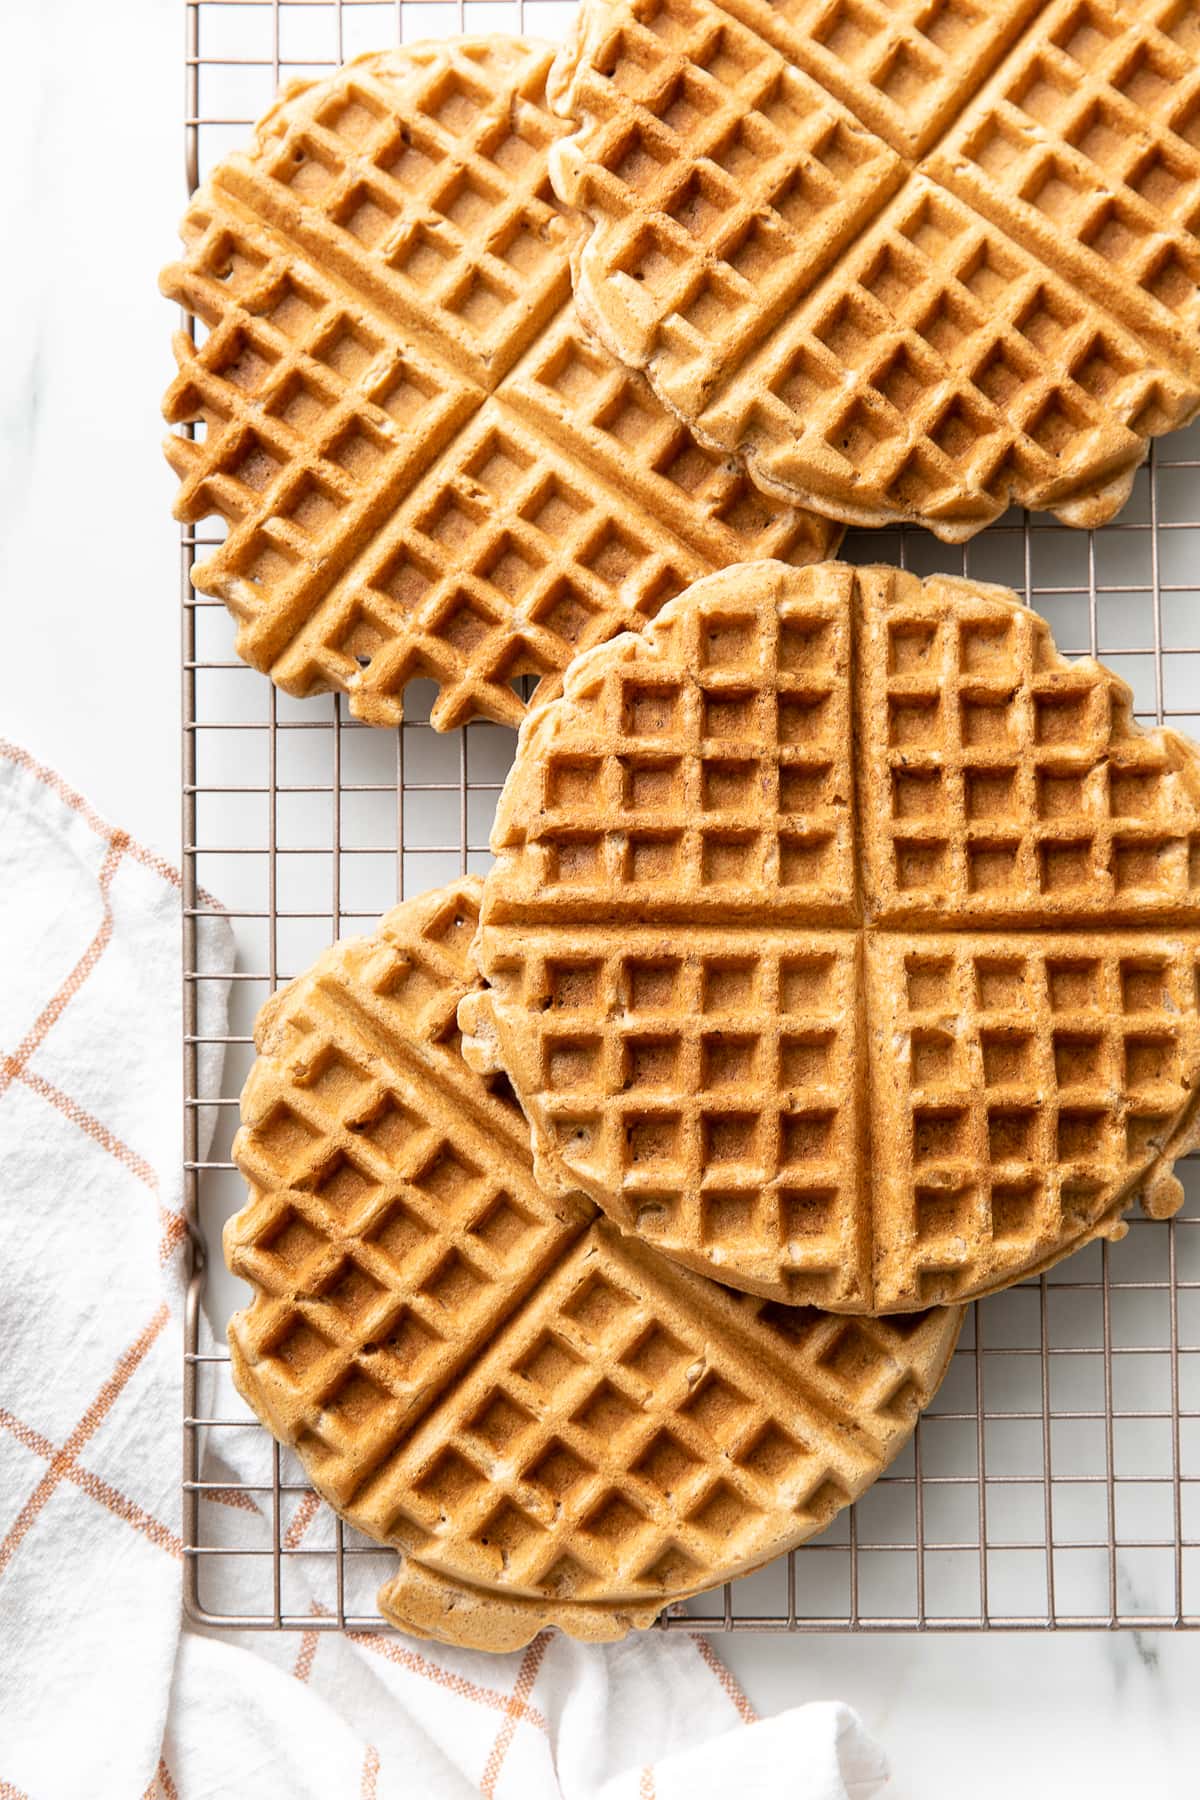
top-left (161, 38), bottom-right (835, 732)
top-left (224, 878), bottom-right (959, 1648)
top-left (548, 0), bottom-right (1200, 540)
top-left (461, 563), bottom-right (1200, 1313)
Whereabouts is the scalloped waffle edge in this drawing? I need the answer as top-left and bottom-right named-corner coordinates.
top-left (547, 0), bottom-right (1200, 540)
top-left (463, 561), bottom-right (1200, 1313)
top-left (161, 36), bottom-right (837, 733)
top-left (223, 877), bottom-right (960, 1648)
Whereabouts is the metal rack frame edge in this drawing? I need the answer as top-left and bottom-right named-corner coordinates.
top-left (178, 0), bottom-right (1200, 1636)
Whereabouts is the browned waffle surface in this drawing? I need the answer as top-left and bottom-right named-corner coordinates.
top-left (464, 562), bottom-right (1200, 1312)
top-left (161, 38), bottom-right (835, 732)
top-left (224, 877), bottom-right (959, 1648)
top-left (548, 0), bottom-right (1200, 539)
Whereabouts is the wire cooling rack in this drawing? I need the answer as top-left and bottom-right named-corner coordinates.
top-left (180, 0), bottom-right (1200, 1632)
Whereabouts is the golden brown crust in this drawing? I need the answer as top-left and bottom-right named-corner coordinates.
top-left (467, 563), bottom-right (1200, 1312)
top-left (549, 0), bottom-right (1200, 540)
top-left (224, 877), bottom-right (960, 1648)
top-left (161, 38), bottom-right (837, 732)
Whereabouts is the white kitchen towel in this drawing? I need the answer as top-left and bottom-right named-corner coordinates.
top-left (0, 740), bottom-right (888, 1800)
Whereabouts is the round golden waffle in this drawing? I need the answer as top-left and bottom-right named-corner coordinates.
top-left (548, 0), bottom-right (1200, 540)
top-left (161, 37), bottom-right (835, 732)
top-left (462, 562), bottom-right (1200, 1313)
top-left (225, 878), bottom-right (960, 1649)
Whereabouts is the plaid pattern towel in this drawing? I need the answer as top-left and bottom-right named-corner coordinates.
top-left (0, 741), bottom-right (887, 1800)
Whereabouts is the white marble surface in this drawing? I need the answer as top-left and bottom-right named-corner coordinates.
top-left (7, 0), bottom-right (1200, 1791)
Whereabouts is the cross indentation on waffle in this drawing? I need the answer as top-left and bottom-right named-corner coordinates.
top-left (162, 40), bottom-right (835, 732)
top-left (477, 565), bottom-right (1200, 1311)
top-left (362, 1227), bottom-right (939, 1599)
top-left (553, 0), bottom-right (1200, 533)
top-left (226, 880), bottom-right (960, 1620)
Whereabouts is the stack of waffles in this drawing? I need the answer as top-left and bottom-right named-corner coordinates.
top-left (462, 562), bottom-right (1200, 1320)
top-left (227, 878), bottom-right (960, 1648)
top-left (163, 7), bottom-right (1200, 1647)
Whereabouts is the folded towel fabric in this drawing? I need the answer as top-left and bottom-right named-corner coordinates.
top-left (0, 740), bottom-right (887, 1800)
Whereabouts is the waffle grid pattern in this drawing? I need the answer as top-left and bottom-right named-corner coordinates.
top-left (229, 889), bottom-right (591, 1483)
top-left (870, 933), bottom-right (1200, 1304)
top-left (862, 573), bottom-right (1200, 922)
top-left (162, 37), bottom-right (834, 732)
top-left (549, 0), bottom-right (1200, 537)
top-left (225, 882), bottom-right (957, 1639)
top-left (372, 1230), bottom-right (945, 1610)
top-left (494, 927), bottom-right (864, 1300)
top-left (473, 564), bottom-right (1200, 1312)
top-left (516, 562), bottom-right (856, 915)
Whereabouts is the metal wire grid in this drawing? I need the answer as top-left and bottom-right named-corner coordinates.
top-left (181, 0), bottom-right (1200, 1633)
